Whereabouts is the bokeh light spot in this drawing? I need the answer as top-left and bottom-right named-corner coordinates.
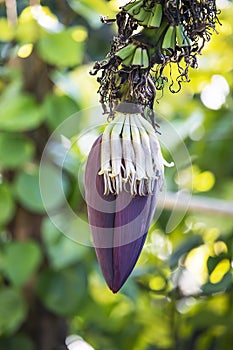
top-left (210, 259), bottom-right (231, 284)
top-left (214, 241), bottom-right (228, 256)
top-left (17, 43), bottom-right (33, 58)
top-left (185, 245), bottom-right (210, 285)
top-left (194, 171), bottom-right (215, 192)
top-left (149, 276), bottom-right (166, 291)
top-left (201, 75), bottom-right (230, 110)
top-left (71, 27), bottom-right (88, 42)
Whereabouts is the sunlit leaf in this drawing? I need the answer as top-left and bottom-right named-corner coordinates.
top-left (0, 18), bottom-right (15, 41)
top-left (16, 9), bottom-right (40, 43)
top-left (52, 67), bottom-right (99, 108)
top-left (37, 30), bottom-right (84, 67)
top-left (67, 0), bottom-right (116, 28)
top-left (169, 235), bottom-right (203, 269)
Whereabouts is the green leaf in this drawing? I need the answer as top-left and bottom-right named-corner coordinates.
top-left (187, 310), bottom-right (227, 329)
top-left (15, 165), bottom-right (69, 214)
top-left (16, 20), bottom-right (40, 43)
top-left (16, 7), bottom-right (41, 43)
top-left (38, 163), bottom-right (70, 212)
top-left (0, 83), bottom-right (44, 132)
top-left (37, 266), bottom-right (87, 316)
top-left (16, 5), bottom-right (64, 44)
top-left (14, 168), bottom-right (45, 213)
top-left (169, 235), bottom-right (203, 269)
top-left (0, 334), bottom-right (35, 350)
top-left (67, 0), bottom-right (115, 28)
top-left (207, 254), bottom-right (229, 275)
top-left (43, 94), bottom-right (79, 131)
top-left (202, 271), bottom-right (233, 295)
top-left (0, 133), bottom-right (34, 168)
top-left (0, 184), bottom-right (15, 226)
top-left (42, 218), bottom-right (88, 270)
top-left (37, 30), bottom-right (84, 67)
top-left (0, 18), bottom-right (15, 41)
top-left (3, 240), bottom-right (42, 287)
top-left (0, 288), bottom-right (27, 336)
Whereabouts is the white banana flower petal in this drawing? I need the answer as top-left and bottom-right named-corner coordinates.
top-left (98, 112), bottom-right (173, 196)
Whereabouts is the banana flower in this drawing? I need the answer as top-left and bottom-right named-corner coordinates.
top-left (85, 111), bottom-right (173, 293)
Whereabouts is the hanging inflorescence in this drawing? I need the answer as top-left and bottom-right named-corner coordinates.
top-left (90, 0), bottom-right (220, 120)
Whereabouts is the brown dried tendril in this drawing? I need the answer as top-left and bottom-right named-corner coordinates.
top-left (90, 0), bottom-right (220, 122)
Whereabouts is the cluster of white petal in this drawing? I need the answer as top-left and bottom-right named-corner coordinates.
top-left (98, 112), bottom-right (173, 196)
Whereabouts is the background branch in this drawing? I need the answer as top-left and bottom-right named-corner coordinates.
top-left (5, 0), bottom-right (17, 25)
top-left (158, 192), bottom-right (233, 216)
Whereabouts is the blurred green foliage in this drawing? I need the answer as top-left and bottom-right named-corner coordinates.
top-left (0, 1), bottom-right (232, 350)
